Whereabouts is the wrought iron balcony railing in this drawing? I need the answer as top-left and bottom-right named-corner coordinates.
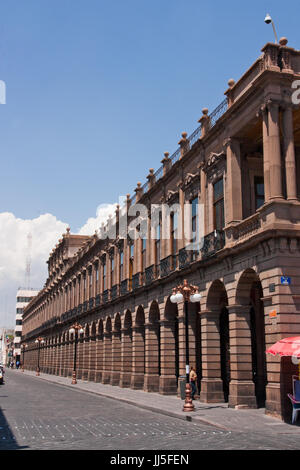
top-left (145, 265), bottom-right (155, 285)
top-left (102, 290), bottom-right (109, 304)
top-left (95, 294), bottom-right (101, 307)
top-left (201, 230), bottom-right (225, 258)
top-left (110, 285), bottom-right (118, 300)
top-left (120, 279), bottom-right (128, 296)
top-left (132, 273), bottom-right (141, 290)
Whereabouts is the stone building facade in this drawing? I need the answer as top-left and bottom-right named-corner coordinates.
top-left (22, 39), bottom-right (300, 420)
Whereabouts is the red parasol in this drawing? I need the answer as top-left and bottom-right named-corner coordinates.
top-left (266, 336), bottom-right (300, 378)
top-left (266, 336), bottom-right (300, 357)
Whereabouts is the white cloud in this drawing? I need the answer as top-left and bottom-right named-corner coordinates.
top-left (0, 204), bottom-right (117, 327)
top-left (78, 203), bottom-right (118, 235)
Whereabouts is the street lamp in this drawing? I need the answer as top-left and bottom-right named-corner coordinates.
top-left (69, 322), bottom-right (84, 384)
top-left (171, 279), bottom-right (201, 412)
top-left (34, 337), bottom-right (45, 376)
top-left (21, 343), bottom-right (28, 372)
top-left (264, 13), bottom-right (278, 44)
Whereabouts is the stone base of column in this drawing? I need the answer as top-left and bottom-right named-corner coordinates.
top-left (102, 371), bottom-right (111, 384)
top-left (265, 383), bottom-right (284, 420)
top-left (94, 371), bottom-right (102, 383)
top-left (159, 375), bottom-right (177, 395)
top-left (144, 374), bottom-right (160, 392)
top-left (119, 372), bottom-right (131, 388)
top-left (130, 373), bottom-right (144, 390)
top-left (63, 369), bottom-right (68, 377)
top-left (88, 370), bottom-right (95, 382)
top-left (110, 371), bottom-right (121, 386)
top-left (228, 380), bottom-right (257, 408)
top-left (77, 370), bottom-right (83, 379)
top-left (200, 378), bottom-right (225, 403)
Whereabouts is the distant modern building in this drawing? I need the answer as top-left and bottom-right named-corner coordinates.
top-left (14, 288), bottom-right (39, 364)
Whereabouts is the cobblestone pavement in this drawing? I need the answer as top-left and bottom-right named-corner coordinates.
top-left (1, 370), bottom-right (300, 450)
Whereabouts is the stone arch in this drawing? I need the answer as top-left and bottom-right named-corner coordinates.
top-left (131, 306), bottom-right (145, 389)
top-left (120, 310), bottom-right (133, 388)
top-left (111, 313), bottom-right (122, 385)
top-left (102, 317), bottom-right (112, 384)
top-left (201, 279), bottom-right (229, 403)
top-left (234, 268), bottom-right (267, 408)
top-left (95, 319), bottom-right (104, 382)
top-left (161, 296), bottom-right (179, 392)
top-left (144, 300), bottom-right (161, 392)
top-left (88, 322), bottom-right (97, 381)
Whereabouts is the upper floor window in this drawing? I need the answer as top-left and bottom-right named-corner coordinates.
top-left (213, 178), bottom-right (224, 231)
top-left (120, 250), bottom-right (124, 282)
top-left (17, 297), bottom-right (33, 303)
top-left (111, 256), bottom-right (114, 286)
top-left (254, 176), bottom-right (264, 210)
top-left (141, 238), bottom-right (146, 272)
top-left (170, 212), bottom-right (178, 256)
top-left (155, 213), bottom-right (161, 264)
top-left (102, 259), bottom-right (106, 291)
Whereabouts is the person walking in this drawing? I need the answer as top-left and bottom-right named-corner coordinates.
top-left (189, 366), bottom-right (197, 400)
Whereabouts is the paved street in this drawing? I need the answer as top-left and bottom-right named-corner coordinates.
top-left (1, 369), bottom-right (300, 450)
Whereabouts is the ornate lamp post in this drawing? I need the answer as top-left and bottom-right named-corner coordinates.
top-left (35, 337), bottom-right (45, 376)
top-left (171, 279), bottom-right (201, 412)
top-left (21, 343), bottom-right (28, 372)
top-left (69, 322), bottom-right (84, 384)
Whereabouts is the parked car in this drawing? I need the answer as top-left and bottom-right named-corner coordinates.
top-left (0, 365), bottom-right (5, 384)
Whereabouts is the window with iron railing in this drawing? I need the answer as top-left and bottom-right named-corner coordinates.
top-left (129, 244), bottom-right (134, 290)
top-left (213, 178), bottom-right (225, 231)
top-left (111, 256), bottom-right (114, 287)
top-left (119, 250), bottom-right (124, 282)
top-left (141, 238), bottom-right (146, 272)
top-left (102, 260), bottom-right (106, 291)
top-left (170, 212), bottom-right (178, 269)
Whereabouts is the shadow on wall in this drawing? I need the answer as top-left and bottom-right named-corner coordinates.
top-left (0, 406), bottom-right (28, 450)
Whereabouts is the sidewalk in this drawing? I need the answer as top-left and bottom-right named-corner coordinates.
top-left (18, 369), bottom-right (300, 434)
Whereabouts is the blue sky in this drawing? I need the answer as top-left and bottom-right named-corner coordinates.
top-left (1, 0), bottom-right (299, 230)
top-left (0, 0), bottom-right (299, 326)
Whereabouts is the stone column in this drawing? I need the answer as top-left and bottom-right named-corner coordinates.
top-left (282, 105), bottom-right (297, 201)
top-left (224, 138), bottom-right (242, 225)
top-left (200, 310), bottom-right (224, 402)
top-left (159, 320), bottom-right (178, 395)
top-left (102, 332), bottom-right (112, 384)
top-left (131, 325), bottom-right (145, 389)
top-left (199, 164), bottom-right (207, 235)
top-left (119, 328), bottom-right (132, 388)
top-left (77, 337), bottom-right (84, 379)
top-left (261, 105), bottom-right (270, 202)
top-left (82, 336), bottom-right (89, 381)
top-left (228, 304), bottom-right (256, 408)
top-left (144, 322), bottom-right (160, 392)
top-left (110, 329), bottom-right (122, 385)
top-left (95, 332), bottom-right (103, 382)
top-left (268, 101), bottom-right (283, 199)
top-left (88, 336), bottom-right (96, 382)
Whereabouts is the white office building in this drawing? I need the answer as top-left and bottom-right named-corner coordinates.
top-left (14, 288), bottom-right (39, 363)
